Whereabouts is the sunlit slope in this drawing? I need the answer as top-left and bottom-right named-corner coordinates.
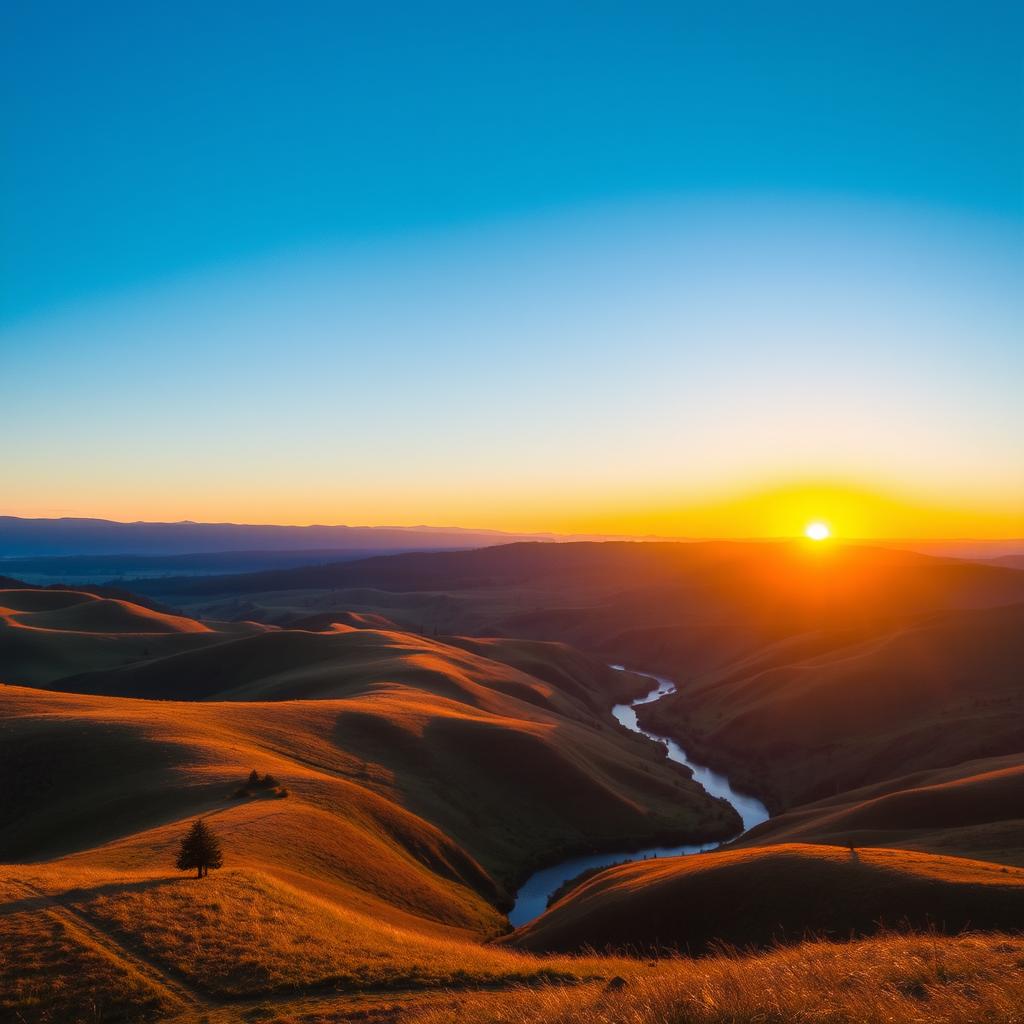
top-left (643, 602), bottom-right (1024, 809)
top-left (52, 624), bottom-right (629, 715)
top-left (445, 635), bottom-right (647, 711)
top-left (0, 626), bottom-right (736, 885)
top-left (507, 843), bottom-right (1024, 954)
top-left (0, 862), bottom-right (636, 1020)
top-left (128, 542), bottom-right (1024, 816)
top-left (405, 933), bottom-right (1024, 1024)
top-left (5, 865), bottom-right (1022, 1024)
top-left (0, 588), bottom-right (212, 633)
top-left (743, 753), bottom-right (1024, 865)
top-left (0, 684), bottom-right (506, 938)
top-left (286, 608), bottom-right (400, 630)
top-left (0, 588), bottom-right (264, 685)
top-left (135, 540), bottom-right (1024, 719)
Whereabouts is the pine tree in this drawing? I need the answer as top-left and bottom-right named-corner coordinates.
top-left (175, 819), bottom-right (224, 878)
top-left (248, 768), bottom-right (260, 786)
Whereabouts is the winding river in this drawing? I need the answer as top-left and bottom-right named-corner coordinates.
top-left (508, 666), bottom-right (770, 926)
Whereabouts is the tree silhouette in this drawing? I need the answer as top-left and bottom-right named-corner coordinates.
top-left (175, 819), bottom-right (223, 878)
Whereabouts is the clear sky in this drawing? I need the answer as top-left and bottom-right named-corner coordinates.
top-left (2, 1), bottom-right (1021, 537)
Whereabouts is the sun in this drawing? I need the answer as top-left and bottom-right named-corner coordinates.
top-left (805, 521), bottom-right (831, 541)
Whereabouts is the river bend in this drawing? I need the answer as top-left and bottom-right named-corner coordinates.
top-left (508, 666), bottom-right (769, 926)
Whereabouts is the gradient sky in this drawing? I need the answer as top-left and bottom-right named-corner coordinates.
top-left (2, 2), bottom-right (1021, 537)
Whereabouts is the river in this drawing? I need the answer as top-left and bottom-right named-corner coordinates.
top-left (508, 665), bottom-right (770, 926)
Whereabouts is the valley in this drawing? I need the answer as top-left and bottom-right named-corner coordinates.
top-left (2, 540), bottom-right (1022, 1023)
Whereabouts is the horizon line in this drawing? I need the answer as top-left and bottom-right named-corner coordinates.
top-left (0, 512), bottom-right (1021, 546)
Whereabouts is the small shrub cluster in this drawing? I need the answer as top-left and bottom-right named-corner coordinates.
top-left (233, 769), bottom-right (288, 799)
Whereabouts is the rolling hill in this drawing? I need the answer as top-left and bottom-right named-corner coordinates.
top-left (740, 752), bottom-right (1024, 865)
top-left (0, 587), bottom-right (261, 685)
top-left (0, 617), bottom-right (739, 1022)
top-left (507, 843), bottom-right (1024, 955)
top-left (8, 856), bottom-right (1019, 1024)
top-left (641, 601), bottom-right (1024, 810)
top-left (0, 684), bottom-right (502, 933)
top-left (4, 544), bottom-right (1023, 1023)
top-left (124, 541), bottom-right (1024, 813)
top-left (0, 609), bottom-right (739, 896)
top-left (129, 542), bottom-right (1024, 693)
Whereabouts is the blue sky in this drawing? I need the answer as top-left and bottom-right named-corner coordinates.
top-left (1, 2), bottom-right (1021, 534)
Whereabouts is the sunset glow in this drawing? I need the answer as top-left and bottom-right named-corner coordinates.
top-left (805, 522), bottom-right (831, 541)
top-left (1, 4), bottom-right (1020, 541)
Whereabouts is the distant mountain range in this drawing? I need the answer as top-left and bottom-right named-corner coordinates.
top-left (1, 516), bottom-right (1021, 575)
top-left (0, 515), bottom-right (555, 559)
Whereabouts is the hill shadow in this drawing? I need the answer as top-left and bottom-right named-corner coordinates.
top-left (2, 874), bottom-right (182, 916)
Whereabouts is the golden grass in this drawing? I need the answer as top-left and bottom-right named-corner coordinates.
top-left (5, 862), bottom-right (1024, 1024)
top-left (170, 544), bottom-right (1024, 821)
top-left (1, 644), bottom-right (730, 904)
top-left (406, 933), bottom-right (1024, 1024)
top-left (5, 567), bottom-right (1024, 1022)
top-left (2, 865), bottom-right (627, 1003)
top-left (0, 875), bottom-right (178, 1024)
top-left (509, 843), bottom-right (1024, 955)
top-left (745, 752), bottom-right (1024, 866)
top-left (0, 588), bottom-right (212, 634)
top-left (0, 683), bottom-right (506, 934)
top-left (0, 588), bottom-right (233, 685)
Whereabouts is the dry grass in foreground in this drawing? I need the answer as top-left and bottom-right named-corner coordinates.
top-left (405, 932), bottom-right (1024, 1024)
top-left (4, 865), bottom-right (1024, 1024)
top-left (0, 865), bottom-right (628, 1012)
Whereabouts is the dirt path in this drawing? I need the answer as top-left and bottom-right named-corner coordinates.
top-left (7, 877), bottom-right (598, 1023)
top-left (10, 879), bottom-right (208, 1014)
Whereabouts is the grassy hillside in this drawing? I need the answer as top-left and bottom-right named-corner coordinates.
top-left (130, 540), bottom-right (1024, 666)
top-left (0, 628), bottom-right (736, 894)
top-left (3, 863), bottom-right (1021, 1024)
top-left (128, 542), bottom-right (1024, 813)
top-left (0, 863), bottom-right (624, 1008)
top-left (0, 658), bottom-right (733, 1023)
top-left (406, 933), bottom-right (1024, 1024)
top-left (642, 602), bottom-right (1024, 809)
top-left (741, 752), bottom-right (1024, 865)
top-left (0, 587), bottom-right (264, 685)
top-left (51, 623), bottom-right (633, 713)
top-left (0, 685), bottom-right (505, 935)
top-left (5, 547), bottom-right (1024, 1022)
top-left (507, 843), bottom-right (1024, 955)
top-left (0, 595), bottom-right (741, 884)
top-left (0, 587), bottom-right (213, 633)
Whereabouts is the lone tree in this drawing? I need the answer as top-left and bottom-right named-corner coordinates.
top-left (175, 819), bottom-right (223, 878)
